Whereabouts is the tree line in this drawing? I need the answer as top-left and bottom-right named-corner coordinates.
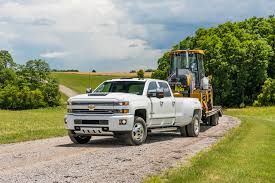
top-left (152, 16), bottom-right (275, 107)
top-left (0, 50), bottom-right (60, 109)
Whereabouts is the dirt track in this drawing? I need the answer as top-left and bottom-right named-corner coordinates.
top-left (0, 116), bottom-right (240, 183)
top-left (59, 85), bottom-right (79, 97)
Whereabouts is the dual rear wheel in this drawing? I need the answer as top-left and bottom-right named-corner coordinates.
top-left (179, 114), bottom-right (200, 137)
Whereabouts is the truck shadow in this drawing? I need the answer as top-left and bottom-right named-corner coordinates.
top-left (57, 124), bottom-right (213, 148)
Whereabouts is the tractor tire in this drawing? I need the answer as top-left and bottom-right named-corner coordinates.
top-left (125, 117), bottom-right (147, 146)
top-left (68, 130), bottom-right (91, 144)
top-left (186, 114), bottom-right (200, 137)
top-left (210, 113), bottom-right (219, 126)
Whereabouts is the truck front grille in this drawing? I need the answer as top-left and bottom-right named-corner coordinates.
top-left (71, 109), bottom-right (114, 114)
top-left (71, 101), bottom-right (114, 106)
top-left (74, 119), bottom-right (109, 125)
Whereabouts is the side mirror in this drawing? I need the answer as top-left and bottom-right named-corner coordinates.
top-left (147, 89), bottom-right (164, 98)
top-left (156, 89), bottom-right (164, 99)
top-left (147, 90), bottom-right (156, 97)
top-left (86, 88), bottom-right (92, 93)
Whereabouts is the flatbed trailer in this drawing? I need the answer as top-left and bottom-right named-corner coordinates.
top-left (202, 106), bottom-right (223, 126)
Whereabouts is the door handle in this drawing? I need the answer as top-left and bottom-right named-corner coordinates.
top-left (172, 101), bottom-right (175, 106)
top-left (160, 101), bottom-right (164, 106)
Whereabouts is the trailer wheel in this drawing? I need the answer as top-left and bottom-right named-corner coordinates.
top-left (68, 130), bottom-right (91, 144)
top-left (125, 117), bottom-right (147, 146)
top-left (186, 114), bottom-right (200, 137)
top-left (210, 113), bottom-right (219, 126)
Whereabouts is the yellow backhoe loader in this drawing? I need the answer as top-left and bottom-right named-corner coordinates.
top-left (168, 50), bottom-right (222, 125)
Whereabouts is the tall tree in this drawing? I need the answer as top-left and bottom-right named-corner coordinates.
top-left (152, 16), bottom-right (275, 107)
top-left (0, 50), bottom-right (16, 69)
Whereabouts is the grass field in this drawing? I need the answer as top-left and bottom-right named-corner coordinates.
top-left (0, 107), bottom-right (67, 144)
top-left (51, 72), bottom-right (121, 93)
top-left (144, 106), bottom-right (275, 183)
top-left (56, 72), bottom-right (152, 77)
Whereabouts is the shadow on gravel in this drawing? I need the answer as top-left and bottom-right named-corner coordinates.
top-left (57, 124), bottom-right (214, 148)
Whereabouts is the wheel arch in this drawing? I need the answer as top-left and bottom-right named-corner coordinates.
top-left (134, 108), bottom-right (147, 123)
top-left (193, 109), bottom-right (202, 119)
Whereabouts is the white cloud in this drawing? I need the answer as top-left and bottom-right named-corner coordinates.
top-left (0, 0), bottom-right (163, 71)
top-left (0, 0), bottom-right (274, 71)
top-left (40, 51), bottom-right (69, 59)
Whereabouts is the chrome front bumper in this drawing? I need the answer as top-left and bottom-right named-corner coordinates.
top-left (64, 113), bottom-right (135, 135)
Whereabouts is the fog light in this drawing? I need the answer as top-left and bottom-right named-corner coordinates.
top-left (119, 119), bottom-right (127, 125)
top-left (102, 127), bottom-right (109, 131)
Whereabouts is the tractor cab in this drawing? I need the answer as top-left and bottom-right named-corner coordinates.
top-left (168, 50), bottom-right (206, 97)
top-left (168, 49), bottom-right (222, 123)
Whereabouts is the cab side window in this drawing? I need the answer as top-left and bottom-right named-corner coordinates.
top-left (158, 82), bottom-right (172, 97)
top-left (147, 81), bottom-right (158, 97)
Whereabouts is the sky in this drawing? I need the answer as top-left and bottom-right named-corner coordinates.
top-left (0, 0), bottom-right (274, 72)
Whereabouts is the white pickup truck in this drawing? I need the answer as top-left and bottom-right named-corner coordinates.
top-left (65, 78), bottom-right (202, 145)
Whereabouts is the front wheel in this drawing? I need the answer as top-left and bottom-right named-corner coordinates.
top-left (68, 130), bottom-right (91, 144)
top-left (186, 114), bottom-right (200, 137)
top-left (125, 117), bottom-right (147, 146)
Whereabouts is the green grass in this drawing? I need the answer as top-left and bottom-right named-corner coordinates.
top-left (0, 107), bottom-right (67, 144)
top-left (51, 72), bottom-right (121, 93)
top-left (144, 106), bottom-right (275, 183)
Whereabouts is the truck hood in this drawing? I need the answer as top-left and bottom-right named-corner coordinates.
top-left (68, 92), bottom-right (143, 102)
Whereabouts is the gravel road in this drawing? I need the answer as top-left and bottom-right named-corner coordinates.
top-left (0, 116), bottom-right (240, 183)
top-left (59, 85), bottom-right (79, 97)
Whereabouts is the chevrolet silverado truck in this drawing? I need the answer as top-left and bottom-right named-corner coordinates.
top-left (65, 78), bottom-right (202, 145)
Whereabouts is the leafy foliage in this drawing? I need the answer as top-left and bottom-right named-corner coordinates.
top-left (0, 50), bottom-right (16, 69)
top-left (253, 78), bottom-right (275, 106)
top-left (152, 16), bottom-right (275, 106)
top-left (137, 69), bottom-right (145, 79)
top-left (0, 51), bottom-right (60, 109)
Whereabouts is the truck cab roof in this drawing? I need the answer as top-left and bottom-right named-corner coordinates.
top-left (106, 78), bottom-right (166, 83)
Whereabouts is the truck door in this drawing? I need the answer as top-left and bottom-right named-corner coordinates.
top-left (157, 81), bottom-right (176, 126)
top-left (147, 81), bottom-right (163, 126)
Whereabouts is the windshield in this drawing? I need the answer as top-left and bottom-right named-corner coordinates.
top-left (171, 53), bottom-right (189, 72)
top-left (94, 81), bottom-right (145, 95)
top-left (171, 53), bottom-right (202, 73)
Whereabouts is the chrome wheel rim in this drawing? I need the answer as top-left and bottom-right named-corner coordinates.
top-left (132, 123), bottom-right (144, 141)
top-left (194, 118), bottom-right (200, 135)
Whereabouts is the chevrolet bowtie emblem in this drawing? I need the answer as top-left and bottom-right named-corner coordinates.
top-left (88, 104), bottom-right (96, 111)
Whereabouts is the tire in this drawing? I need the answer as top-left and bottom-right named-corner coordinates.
top-left (125, 117), bottom-right (147, 146)
top-left (68, 130), bottom-right (91, 144)
top-left (186, 114), bottom-right (200, 137)
top-left (210, 113), bottom-right (219, 126)
top-left (179, 126), bottom-right (188, 137)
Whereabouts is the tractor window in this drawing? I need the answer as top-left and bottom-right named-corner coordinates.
top-left (171, 53), bottom-right (189, 72)
top-left (189, 53), bottom-right (198, 72)
top-left (197, 54), bottom-right (205, 77)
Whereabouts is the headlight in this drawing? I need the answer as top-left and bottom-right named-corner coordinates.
top-left (118, 101), bottom-right (129, 106)
top-left (113, 109), bottom-right (129, 114)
